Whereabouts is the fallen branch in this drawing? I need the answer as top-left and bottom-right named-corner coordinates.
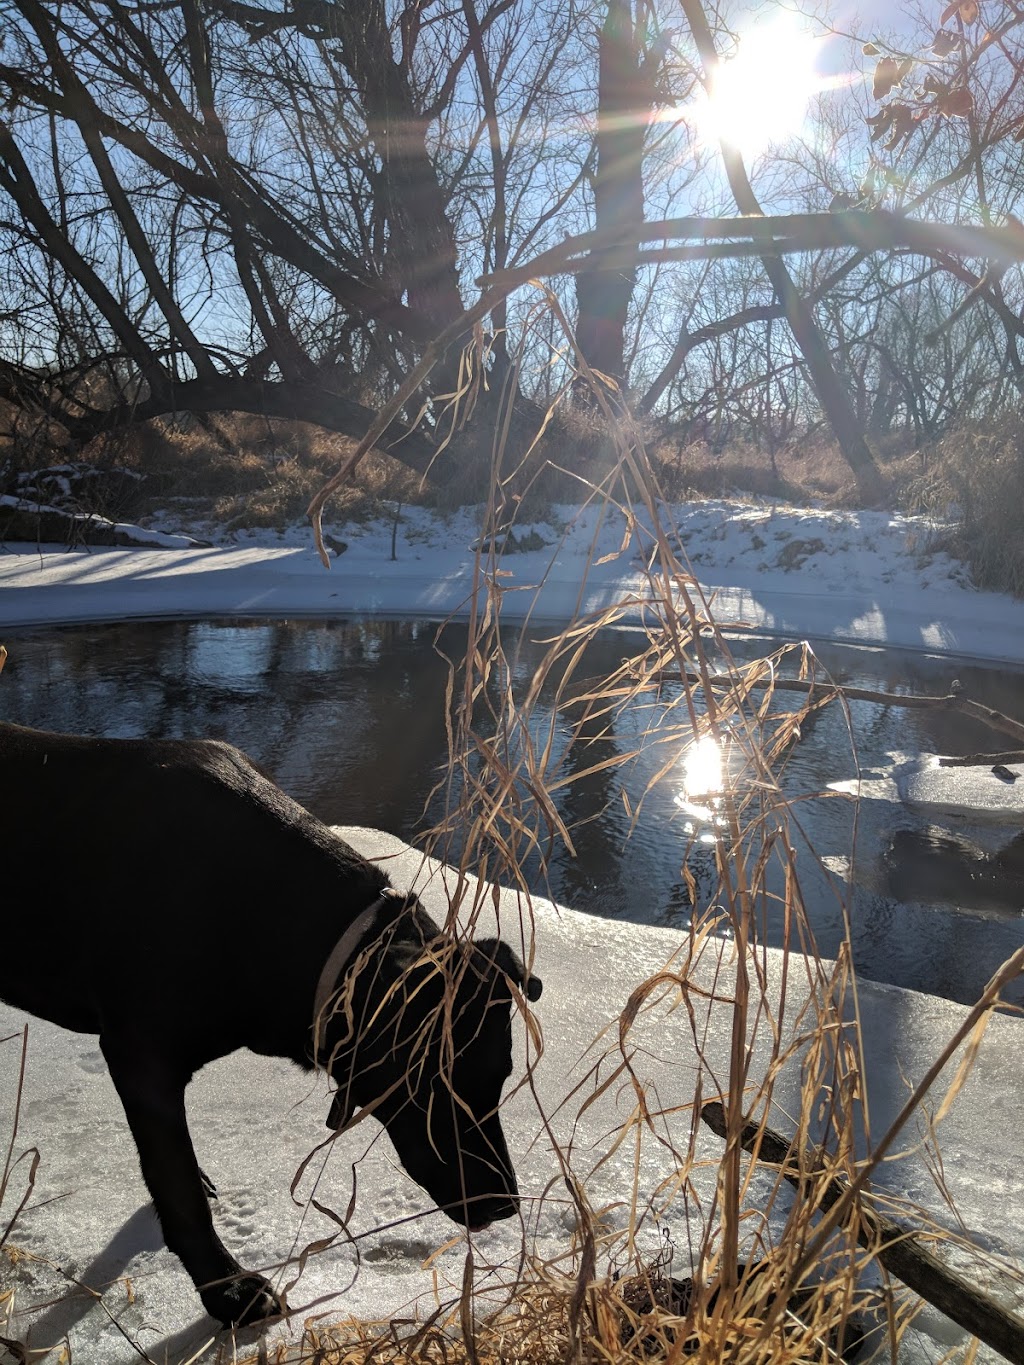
top-left (937, 750), bottom-right (1024, 768)
top-left (647, 668), bottom-right (1024, 749)
top-left (701, 1100), bottom-right (1024, 1364)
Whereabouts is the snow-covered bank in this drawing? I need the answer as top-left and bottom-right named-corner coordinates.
top-left (4, 500), bottom-right (1024, 663)
top-left (1, 829), bottom-right (1022, 1365)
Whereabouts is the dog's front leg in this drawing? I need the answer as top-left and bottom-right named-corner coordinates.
top-left (100, 1034), bottom-right (284, 1328)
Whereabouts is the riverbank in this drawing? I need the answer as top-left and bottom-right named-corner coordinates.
top-left (4, 499), bottom-right (1024, 664)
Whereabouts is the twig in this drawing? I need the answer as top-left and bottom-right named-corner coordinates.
top-left (701, 1099), bottom-right (1024, 1364)
top-left (0, 1027), bottom-right (38, 1253)
top-left (460, 1247), bottom-right (480, 1365)
top-left (45, 1262), bottom-right (159, 1364)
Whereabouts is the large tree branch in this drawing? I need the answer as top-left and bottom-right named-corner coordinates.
top-left (54, 375), bottom-right (437, 473)
top-left (0, 120), bottom-right (166, 393)
top-left (0, 66), bottom-right (437, 347)
top-left (13, 0), bottom-right (217, 384)
top-left (478, 213), bottom-right (1024, 287)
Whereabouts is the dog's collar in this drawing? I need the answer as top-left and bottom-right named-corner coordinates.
top-left (312, 890), bottom-right (391, 1057)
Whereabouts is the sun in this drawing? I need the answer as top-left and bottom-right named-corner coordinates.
top-left (697, 17), bottom-right (825, 158)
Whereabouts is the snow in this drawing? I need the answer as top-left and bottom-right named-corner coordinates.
top-left (3, 496), bottom-right (1024, 1363)
top-left (2, 830), bottom-right (1022, 1365)
top-left (3, 499), bottom-right (1024, 663)
top-left (830, 756), bottom-right (1024, 824)
top-left (896, 759), bottom-right (1024, 822)
top-left (0, 494), bottom-right (203, 550)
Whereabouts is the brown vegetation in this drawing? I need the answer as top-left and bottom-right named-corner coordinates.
top-left (9, 401), bottom-right (1024, 596)
top-left (906, 419), bottom-right (1024, 598)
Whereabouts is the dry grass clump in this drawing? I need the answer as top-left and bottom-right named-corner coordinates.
top-left (648, 431), bottom-right (947, 513)
top-left (905, 416), bottom-right (1024, 596)
top-left (414, 397), bottom-right (629, 521)
top-left (240, 1251), bottom-right (876, 1365)
top-left (138, 416), bottom-right (425, 530)
top-left (647, 434), bottom-right (885, 509)
top-left (1, 411), bottom-right (424, 531)
top-left (651, 436), bottom-right (837, 506)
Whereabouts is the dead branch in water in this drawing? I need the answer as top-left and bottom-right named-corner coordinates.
top-left (937, 750), bottom-right (1024, 768)
top-left (646, 666), bottom-right (1024, 749)
top-left (701, 1100), bottom-right (1024, 1364)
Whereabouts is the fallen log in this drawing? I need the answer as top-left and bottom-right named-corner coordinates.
top-left (0, 497), bottom-right (209, 549)
top-left (701, 1100), bottom-right (1024, 1364)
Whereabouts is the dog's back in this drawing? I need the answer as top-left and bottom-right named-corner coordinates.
top-left (1, 721), bottom-right (386, 1043)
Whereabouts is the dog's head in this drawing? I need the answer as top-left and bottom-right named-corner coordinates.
top-left (321, 900), bottom-right (542, 1230)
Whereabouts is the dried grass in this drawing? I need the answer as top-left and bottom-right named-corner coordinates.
top-left (1, 1027), bottom-right (38, 1356)
top-left (648, 434), bottom-right (857, 506)
top-left (905, 417), bottom-right (1024, 597)
top-left (0, 412), bottom-right (423, 533)
top-left (647, 431), bottom-right (949, 514)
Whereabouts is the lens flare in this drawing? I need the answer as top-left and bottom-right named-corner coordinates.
top-left (696, 17), bottom-right (825, 157)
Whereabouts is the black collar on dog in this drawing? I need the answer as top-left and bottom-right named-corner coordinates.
top-left (312, 890), bottom-right (392, 1063)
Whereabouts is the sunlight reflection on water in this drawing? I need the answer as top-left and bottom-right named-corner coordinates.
top-left (674, 733), bottom-right (728, 833)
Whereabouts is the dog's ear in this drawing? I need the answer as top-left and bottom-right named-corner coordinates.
top-left (476, 937), bottom-right (542, 1002)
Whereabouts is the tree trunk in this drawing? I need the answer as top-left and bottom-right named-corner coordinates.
top-left (329, 3), bottom-right (465, 340)
top-left (677, 0), bottom-right (883, 501)
top-left (575, 0), bottom-right (647, 389)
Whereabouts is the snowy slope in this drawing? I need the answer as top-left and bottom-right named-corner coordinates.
top-left (1, 830), bottom-right (1022, 1365)
top-left (3, 501), bottom-right (1024, 663)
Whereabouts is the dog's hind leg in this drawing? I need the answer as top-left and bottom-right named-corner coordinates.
top-left (99, 1032), bottom-right (284, 1328)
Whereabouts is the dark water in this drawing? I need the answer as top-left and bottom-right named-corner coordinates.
top-left (3, 618), bottom-right (1023, 1006)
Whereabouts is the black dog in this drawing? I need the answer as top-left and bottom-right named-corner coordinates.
top-left (0, 721), bottom-right (541, 1328)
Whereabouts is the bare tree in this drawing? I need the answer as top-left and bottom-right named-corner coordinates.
top-left (574, 0), bottom-right (669, 388)
top-left (1, 0), bottom-right (1022, 492)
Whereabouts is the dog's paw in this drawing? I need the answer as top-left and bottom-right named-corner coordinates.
top-left (202, 1274), bottom-right (285, 1328)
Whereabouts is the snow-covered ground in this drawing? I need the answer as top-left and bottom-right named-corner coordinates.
top-left (2, 498), bottom-right (1024, 1364)
top-left (4, 499), bottom-right (1024, 662)
top-left (2, 831), bottom-right (1022, 1365)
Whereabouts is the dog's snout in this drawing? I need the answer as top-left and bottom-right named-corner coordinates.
top-left (458, 1190), bottom-right (519, 1228)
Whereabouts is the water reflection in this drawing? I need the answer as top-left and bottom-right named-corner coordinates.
top-left (883, 827), bottom-right (1024, 917)
top-left (675, 733), bottom-right (727, 831)
top-left (2, 618), bottom-right (1023, 1006)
